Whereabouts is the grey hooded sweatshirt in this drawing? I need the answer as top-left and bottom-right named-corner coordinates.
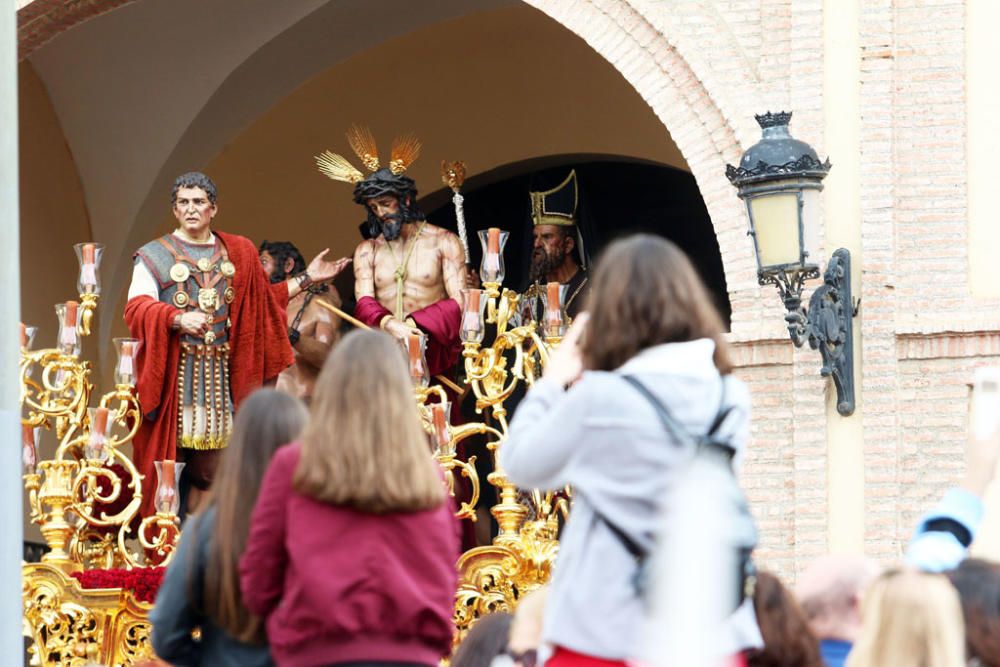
top-left (500, 338), bottom-right (751, 660)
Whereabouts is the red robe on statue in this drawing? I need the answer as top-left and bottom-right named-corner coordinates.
top-left (354, 295), bottom-right (461, 377)
top-left (125, 231), bottom-right (293, 518)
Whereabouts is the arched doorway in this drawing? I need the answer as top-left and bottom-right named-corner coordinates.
top-left (423, 157), bottom-right (731, 327)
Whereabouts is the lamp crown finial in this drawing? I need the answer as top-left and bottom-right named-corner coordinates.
top-left (755, 111), bottom-right (793, 129)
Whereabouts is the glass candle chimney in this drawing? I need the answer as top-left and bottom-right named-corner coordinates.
top-left (429, 401), bottom-right (453, 457)
top-left (55, 301), bottom-right (81, 356)
top-left (85, 407), bottom-right (112, 462)
top-left (154, 460), bottom-right (185, 515)
top-left (19, 323), bottom-right (37, 352)
top-left (405, 331), bottom-right (429, 388)
top-left (74, 243), bottom-right (105, 295)
top-left (460, 289), bottom-right (486, 344)
top-left (113, 338), bottom-right (141, 387)
top-left (478, 228), bottom-right (510, 285)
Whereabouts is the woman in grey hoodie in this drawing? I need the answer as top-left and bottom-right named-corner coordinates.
top-left (501, 234), bottom-right (751, 666)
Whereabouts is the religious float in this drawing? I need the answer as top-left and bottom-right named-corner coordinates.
top-left (20, 166), bottom-right (574, 665)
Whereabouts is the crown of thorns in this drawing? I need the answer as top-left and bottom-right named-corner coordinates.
top-left (314, 125), bottom-right (421, 185)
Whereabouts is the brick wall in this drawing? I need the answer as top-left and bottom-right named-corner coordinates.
top-left (521, 0), bottom-right (1000, 578)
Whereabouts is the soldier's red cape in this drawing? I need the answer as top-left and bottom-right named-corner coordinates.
top-left (125, 231), bottom-right (293, 519)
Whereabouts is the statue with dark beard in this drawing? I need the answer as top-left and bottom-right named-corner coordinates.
top-left (345, 154), bottom-right (466, 378)
top-left (353, 168), bottom-right (424, 242)
top-left (522, 170), bottom-right (590, 322)
top-left (259, 240), bottom-right (342, 402)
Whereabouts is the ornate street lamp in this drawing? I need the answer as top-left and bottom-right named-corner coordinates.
top-left (726, 111), bottom-right (855, 416)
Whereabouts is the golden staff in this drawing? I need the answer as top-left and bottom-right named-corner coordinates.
top-left (315, 299), bottom-right (465, 395)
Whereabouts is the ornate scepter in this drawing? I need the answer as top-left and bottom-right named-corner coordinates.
top-left (441, 160), bottom-right (470, 266)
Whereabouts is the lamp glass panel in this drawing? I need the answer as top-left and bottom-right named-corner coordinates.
top-left (800, 187), bottom-right (822, 265)
top-left (749, 192), bottom-right (802, 269)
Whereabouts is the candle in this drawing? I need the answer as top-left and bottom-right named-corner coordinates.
top-left (407, 333), bottom-right (424, 376)
top-left (92, 407), bottom-right (109, 441)
top-left (546, 282), bottom-right (562, 327)
top-left (484, 228), bottom-right (501, 276)
top-left (119, 341), bottom-right (136, 377)
top-left (80, 243), bottom-right (97, 288)
top-left (19, 322), bottom-right (26, 349)
top-left (22, 423), bottom-right (35, 448)
top-left (432, 404), bottom-right (449, 448)
top-left (161, 460), bottom-right (176, 489)
top-left (60, 301), bottom-right (79, 348)
top-left (463, 289), bottom-right (482, 333)
top-left (63, 301), bottom-right (79, 327)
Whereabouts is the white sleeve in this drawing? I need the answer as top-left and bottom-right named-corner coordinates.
top-left (127, 261), bottom-right (159, 301)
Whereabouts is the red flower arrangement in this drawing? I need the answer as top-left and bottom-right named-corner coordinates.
top-left (70, 566), bottom-right (165, 604)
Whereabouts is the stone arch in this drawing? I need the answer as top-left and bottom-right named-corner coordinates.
top-left (18, 0), bottom-right (137, 59)
top-left (520, 0), bottom-right (768, 332)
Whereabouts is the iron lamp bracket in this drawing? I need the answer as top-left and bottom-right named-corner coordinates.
top-left (762, 248), bottom-right (855, 416)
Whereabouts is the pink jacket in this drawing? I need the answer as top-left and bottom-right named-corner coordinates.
top-left (240, 442), bottom-right (461, 667)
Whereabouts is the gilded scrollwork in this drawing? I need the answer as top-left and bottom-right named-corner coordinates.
top-left (21, 282), bottom-right (179, 665)
top-left (451, 284), bottom-right (565, 640)
top-left (23, 563), bottom-right (156, 667)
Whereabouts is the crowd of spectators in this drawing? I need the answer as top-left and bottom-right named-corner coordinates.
top-left (149, 234), bottom-right (1000, 667)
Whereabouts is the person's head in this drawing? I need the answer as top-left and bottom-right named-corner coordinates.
top-left (450, 613), bottom-right (513, 667)
top-left (847, 568), bottom-right (965, 667)
top-left (947, 558), bottom-right (1000, 666)
top-left (352, 167), bottom-right (424, 241)
top-left (171, 172), bottom-right (218, 239)
top-left (795, 554), bottom-right (881, 642)
top-left (744, 571), bottom-right (824, 667)
top-left (294, 329), bottom-right (445, 512)
top-left (581, 234), bottom-right (732, 374)
top-left (202, 389), bottom-right (308, 643)
top-left (258, 240), bottom-right (305, 284)
top-left (529, 224), bottom-right (576, 282)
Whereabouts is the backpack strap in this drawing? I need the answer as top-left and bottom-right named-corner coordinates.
top-left (621, 375), bottom-right (735, 460)
top-left (591, 376), bottom-right (734, 560)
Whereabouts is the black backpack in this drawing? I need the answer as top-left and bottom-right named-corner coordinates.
top-left (592, 375), bottom-right (758, 611)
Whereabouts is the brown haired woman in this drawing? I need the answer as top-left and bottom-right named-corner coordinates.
top-left (744, 571), bottom-right (824, 667)
top-left (240, 329), bottom-right (460, 667)
top-left (500, 234), bottom-right (752, 666)
top-left (151, 388), bottom-right (308, 666)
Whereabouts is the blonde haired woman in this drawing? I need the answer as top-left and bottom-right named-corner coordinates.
top-left (846, 569), bottom-right (965, 667)
top-left (240, 330), bottom-right (460, 667)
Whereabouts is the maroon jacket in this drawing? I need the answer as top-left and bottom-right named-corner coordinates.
top-left (240, 442), bottom-right (461, 667)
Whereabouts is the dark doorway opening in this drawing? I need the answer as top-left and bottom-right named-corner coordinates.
top-left (423, 156), bottom-right (731, 328)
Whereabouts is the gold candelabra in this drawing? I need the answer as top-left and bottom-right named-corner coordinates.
top-left (21, 242), bottom-right (180, 666)
top-left (446, 227), bottom-right (572, 638)
top-left (20, 230), bottom-right (576, 661)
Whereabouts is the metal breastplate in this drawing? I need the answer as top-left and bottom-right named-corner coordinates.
top-left (136, 235), bottom-right (237, 450)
